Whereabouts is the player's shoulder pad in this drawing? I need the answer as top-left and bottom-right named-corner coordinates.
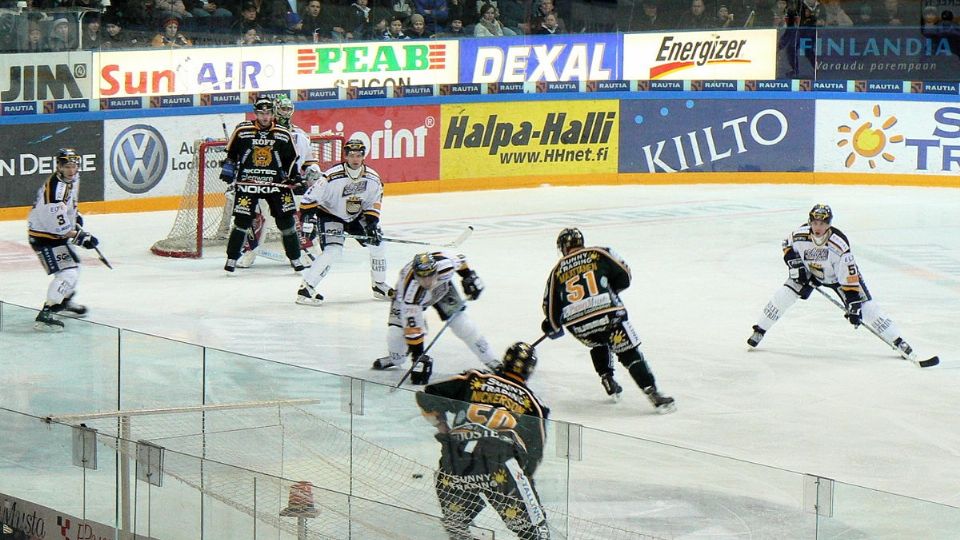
top-left (791, 224), bottom-right (812, 242)
top-left (827, 227), bottom-right (851, 253)
top-left (363, 165), bottom-right (383, 182)
top-left (270, 125), bottom-right (293, 140)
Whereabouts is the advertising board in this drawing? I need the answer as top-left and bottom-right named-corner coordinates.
top-left (440, 100), bottom-right (618, 179)
top-left (0, 51), bottom-right (94, 102)
top-left (96, 46), bottom-right (286, 98)
top-left (0, 121), bottom-right (103, 207)
top-left (619, 99), bottom-right (814, 173)
top-left (460, 34), bottom-right (621, 83)
top-left (815, 100), bottom-right (960, 174)
top-left (623, 29), bottom-right (777, 81)
top-left (285, 41), bottom-right (459, 89)
top-left (295, 105), bottom-right (441, 182)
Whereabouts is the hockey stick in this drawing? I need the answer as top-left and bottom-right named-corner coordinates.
top-left (394, 307), bottom-right (465, 389)
top-left (93, 246), bottom-right (113, 269)
top-left (813, 286), bottom-right (938, 368)
top-left (530, 333), bottom-right (549, 348)
top-left (321, 226), bottom-right (474, 248)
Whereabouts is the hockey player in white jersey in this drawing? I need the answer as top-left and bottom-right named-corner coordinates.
top-left (295, 138), bottom-right (394, 304)
top-left (373, 251), bottom-right (499, 384)
top-left (26, 148), bottom-right (100, 332)
top-left (748, 204), bottom-right (915, 360)
top-left (237, 95), bottom-right (321, 268)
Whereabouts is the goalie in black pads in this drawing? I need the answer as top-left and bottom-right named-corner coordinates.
top-left (27, 148), bottom-right (98, 332)
top-left (542, 228), bottom-right (675, 413)
top-left (220, 97), bottom-right (308, 273)
top-left (416, 342), bottom-right (551, 540)
top-left (747, 204), bottom-right (918, 361)
top-left (373, 251), bottom-right (499, 384)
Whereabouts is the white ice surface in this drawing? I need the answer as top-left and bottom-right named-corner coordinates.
top-left (2, 183), bottom-right (959, 512)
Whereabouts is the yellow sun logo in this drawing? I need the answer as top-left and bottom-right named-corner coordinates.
top-left (837, 105), bottom-right (904, 169)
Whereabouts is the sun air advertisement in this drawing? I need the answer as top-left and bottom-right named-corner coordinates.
top-left (815, 100), bottom-right (960, 175)
top-left (440, 100), bottom-right (619, 180)
top-left (623, 29), bottom-right (777, 81)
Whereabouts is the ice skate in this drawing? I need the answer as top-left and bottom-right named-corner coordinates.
top-left (372, 357), bottom-right (398, 370)
top-left (600, 372), bottom-right (623, 402)
top-left (51, 297), bottom-right (87, 318)
top-left (295, 283), bottom-right (324, 306)
top-left (643, 386), bottom-right (676, 414)
top-left (747, 325), bottom-right (765, 348)
top-left (34, 306), bottom-right (64, 333)
top-left (372, 282), bottom-right (395, 300)
top-left (893, 337), bottom-right (913, 360)
top-left (236, 250), bottom-right (257, 268)
top-left (224, 259), bottom-right (237, 273)
top-left (291, 255), bottom-right (311, 273)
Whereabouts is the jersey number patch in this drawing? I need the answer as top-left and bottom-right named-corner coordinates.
top-left (466, 403), bottom-right (517, 430)
top-left (565, 270), bottom-right (599, 303)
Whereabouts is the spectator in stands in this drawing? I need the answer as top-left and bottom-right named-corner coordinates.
top-left (533, 11), bottom-right (561, 33)
top-left (46, 17), bottom-right (76, 51)
top-left (392, 0), bottom-right (414, 23)
top-left (239, 26), bottom-right (263, 44)
top-left (446, 0), bottom-right (471, 26)
top-left (81, 12), bottom-right (101, 49)
top-left (101, 13), bottom-right (142, 49)
top-left (154, 0), bottom-right (194, 23)
top-left (474, 3), bottom-right (514, 35)
top-left (191, 0), bottom-right (234, 23)
top-left (275, 11), bottom-right (308, 41)
top-left (383, 14), bottom-right (410, 37)
top-left (434, 16), bottom-right (466, 36)
top-left (716, 4), bottom-right (735, 27)
top-left (497, 0), bottom-right (527, 34)
top-left (852, 4), bottom-right (872, 26)
top-left (634, 0), bottom-right (669, 31)
top-left (116, 0), bottom-right (154, 30)
top-left (821, 0), bottom-right (851, 26)
top-left (530, 0), bottom-right (565, 33)
top-left (343, 0), bottom-right (374, 40)
top-left (300, 0), bottom-right (333, 40)
top-left (406, 12), bottom-right (431, 37)
top-left (678, 0), bottom-right (710, 29)
top-left (413, 0), bottom-right (448, 34)
top-left (921, 6), bottom-right (940, 30)
top-left (152, 16), bottom-right (193, 46)
top-left (231, 2), bottom-right (267, 36)
top-left (21, 20), bottom-right (47, 52)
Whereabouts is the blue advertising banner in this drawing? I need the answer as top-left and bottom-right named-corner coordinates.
top-left (619, 99), bottom-right (814, 173)
top-left (459, 34), bottom-right (621, 84)
top-left (795, 27), bottom-right (960, 81)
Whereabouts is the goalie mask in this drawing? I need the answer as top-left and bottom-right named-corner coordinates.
top-left (412, 253), bottom-right (438, 288)
top-left (557, 227), bottom-right (584, 255)
top-left (500, 342), bottom-right (537, 381)
top-left (809, 204), bottom-right (833, 224)
top-left (274, 95), bottom-right (294, 127)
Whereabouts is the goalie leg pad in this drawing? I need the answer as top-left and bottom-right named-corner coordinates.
top-left (449, 315), bottom-right (498, 368)
top-left (758, 286), bottom-right (800, 331)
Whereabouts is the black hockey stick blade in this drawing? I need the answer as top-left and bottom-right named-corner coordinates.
top-left (530, 333), bottom-right (549, 348)
top-left (914, 356), bottom-right (939, 368)
top-left (93, 246), bottom-right (113, 269)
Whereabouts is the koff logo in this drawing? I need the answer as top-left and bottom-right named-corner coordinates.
top-left (110, 125), bottom-right (168, 194)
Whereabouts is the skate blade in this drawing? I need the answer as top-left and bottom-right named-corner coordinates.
top-left (295, 296), bottom-right (323, 306)
top-left (609, 392), bottom-right (623, 403)
top-left (34, 322), bottom-right (64, 333)
top-left (655, 403), bottom-right (677, 415)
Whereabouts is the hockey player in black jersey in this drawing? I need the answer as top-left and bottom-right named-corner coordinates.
top-left (220, 97), bottom-right (308, 273)
top-left (542, 228), bottom-right (675, 413)
top-left (416, 342), bottom-right (551, 540)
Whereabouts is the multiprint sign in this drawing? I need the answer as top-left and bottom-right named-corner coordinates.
top-left (287, 41), bottom-right (458, 89)
top-left (460, 34), bottom-right (620, 83)
top-left (96, 47), bottom-right (285, 98)
top-left (440, 101), bottom-right (618, 179)
top-left (619, 99), bottom-right (813, 173)
top-left (623, 29), bottom-right (776, 81)
top-left (0, 51), bottom-right (94, 101)
top-left (296, 105), bottom-right (441, 182)
top-left (815, 100), bottom-right (960, 174)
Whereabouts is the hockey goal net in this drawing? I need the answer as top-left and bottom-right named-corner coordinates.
top-left (151, 135), bottom-right (344, 258)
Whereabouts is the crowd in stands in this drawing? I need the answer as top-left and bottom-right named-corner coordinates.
top-left (0, 0), bottom-right (957, 52)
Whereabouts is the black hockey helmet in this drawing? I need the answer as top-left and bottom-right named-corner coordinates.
top-left (557, 227), bottom-right (584, 255)
top-left (55, 148), bottom-right (81, 166)
top-left (500, 342), bottom-right (537, 380)
top-left (412, 253), bottom-right (438, 287)
top-left (344, 138), bottom-right (366, 156)
top-left (253, 96), bottom-right (275, 113)
top-left (809, 204), bottom-right (833, 224)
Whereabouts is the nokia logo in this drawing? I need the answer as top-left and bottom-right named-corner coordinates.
top-left (110, 125), bottom-right (168, 194)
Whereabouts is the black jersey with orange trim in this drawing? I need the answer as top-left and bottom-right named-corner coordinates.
top-left (542, 245), bottom-right (631, 330)
top-left (224, 120), bottom-right (298, 183)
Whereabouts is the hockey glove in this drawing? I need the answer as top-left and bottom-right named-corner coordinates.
top-left (75, 214), bottom-right (84, 228)
top-left (219, 160), bottom-right (237, 184)
top-left (845, 300), bottom-right (863, 327)
top-left (786, 257), bottom-right (809, 285)
top-left (300, 213), bottom-right (318, 240)
top-left (362, 218), bottom-right (383, 246)
top-left (303, 163), bottom-right (322, 185)
top-left (460, 270), bottom-right (484, 300)
top-left (410, 355), bottom-right (433, 385)
top-left (73, 230), bottom-right (99, 250)
top-left (541, 318), bottom-right (564, 339)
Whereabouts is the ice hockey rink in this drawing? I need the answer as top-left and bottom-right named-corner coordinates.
top-left (2, 182), bottom-right (959, 538)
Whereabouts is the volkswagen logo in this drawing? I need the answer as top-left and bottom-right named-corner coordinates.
top-left (110, 125), bottom-right (167, 194)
